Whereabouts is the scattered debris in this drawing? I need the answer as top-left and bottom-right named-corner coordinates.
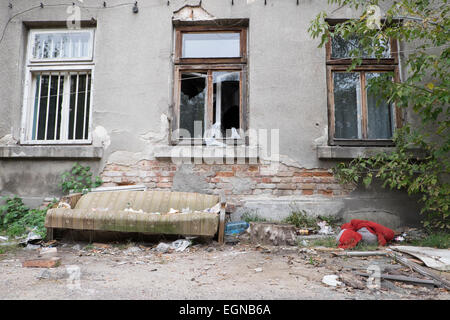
top-left (93, 243), bottom-right (111, 249)
top-left (356, 272), bottom-right (437, 288)
top-left (317, 221), bottom-right (333, 235)
top-left (124, 246), bottom-right (142, 254)
top-left (0, 236), bottom-right (8, 242)
top-left (72, 244), bottom-right (81, 250)
top-left (339, 273), bottom-right (366, 290)
top-left (22, 257), bottom-right (61, 268)
top-left (171, 240), bottom-right (191, 252)
top-left (36, 269), bottom-right (68, 280)
top-left (39, 247), bottom-right (57, 256)
top-left (254, 267), bottom-right (263, 273)
top-left (322, 275), bottom-right (343, 287)
top-left (249, 222), bottom-right (297, 246)
top-left (332, 251), bottom-right (387, 257)
top-left (390, 246), bottom-right (450, 271)
top-left (20, 230), bottom-right (42, 245)
top-left (25, 244), bottom-right (41, 250)
top-left (386, 250), bottom-right (450, 290)
top-left (155, 243), bottom-right (172, 253)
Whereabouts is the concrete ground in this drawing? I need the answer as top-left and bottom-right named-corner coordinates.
top-left (0, 240), bottom-right (449, 300)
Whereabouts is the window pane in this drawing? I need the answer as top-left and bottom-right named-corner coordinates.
top-left (179, 72), bottom-right (207, 138)
top-left (366, 73), bottom-right (393, 139)
top-left (32, 74), bottom-right (64, 140)
top-left (333, 72), bottom-right (362, 139)
top-left (213, 72), bottom-right (240, 137)
top-left (331, 34), bottom-right (390, 59)
top-left (32, 31), bottom-right (92, 60)
top-left (69, 73), bottom-right (91, 140)
top-left (182, 33), bottom-right (240, 58)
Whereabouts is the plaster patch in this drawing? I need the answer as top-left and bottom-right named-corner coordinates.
top-left (107, 150), bottom-right (154, 166)
top-left (0, 134), bottom-right (17, 145)
top-left (313, 126), bottom-right (328, 147)
top-left (173, 5), bottom-right (215, 21)
top-left (140, 114), bottom-right (169, 144)
top-left (92, 126), bottom-right (111, 149)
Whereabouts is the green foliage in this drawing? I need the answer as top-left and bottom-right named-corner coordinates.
top-left (306, 236), bottom-right (337, 248)
top-left (309, 0), bottom-right (450, 230)
top-left (284, 210), bottom-right (318, 229)
top-left (0, 196), bottom-right (57, 238)
top-left (410, 232), bottom-right (450, 249)
top-left (241, 211), bottom-right (268, 223)
top-left (60, 162), bottom-right (102, 194)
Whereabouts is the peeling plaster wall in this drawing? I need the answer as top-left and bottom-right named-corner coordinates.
top-left (0, 0), bottom-right (424, 225)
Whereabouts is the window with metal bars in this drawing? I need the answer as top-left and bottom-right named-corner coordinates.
top-left (30, 72), bottom-right (91, 142)
top-left (22, 29), bottom-right (94, 144)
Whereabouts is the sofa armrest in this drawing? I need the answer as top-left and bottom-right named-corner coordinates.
top-left (60, 193), bottom-right (83, 209)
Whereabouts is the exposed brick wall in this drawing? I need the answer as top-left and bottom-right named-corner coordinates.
top-left (101, 160), bottom-right (354, 203)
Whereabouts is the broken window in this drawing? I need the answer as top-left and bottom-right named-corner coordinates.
top-left (22, 29), bottom-right (95, 144)
top-left (326, 31), bottom-right (400, 145)
top-left (173, 26), bottom-right (247, 143)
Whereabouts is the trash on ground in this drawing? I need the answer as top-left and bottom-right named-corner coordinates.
top-left (20, 230), bottom-right (42, 245)
top-left (390, 246), bottom-right (450, 272)
top-left (25, 244), bottom-right (41, 250)
top-left (0, 236), bottom-right (8, 242)
top-left (124, 246), bottom-right (142, 254)
top-left (337, 219), bottom-right (394, 249)
top-left (154, 240), bottom-right (191, 253)
top-left (322, 275), bottom-right (343, 287)
top-left (171, 239), bottom-right (191, 252)
top-left (317, 221), bottom-right (333, 235)
top-left (225, 221), bottom-right (250, 236)
top-left (39, 247), bottom-right (57, 256)
top-left (254, 267), bottom-right (263, 273)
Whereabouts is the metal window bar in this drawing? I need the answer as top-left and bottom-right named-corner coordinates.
top-left (33, 73), bottom-right (43, 140)
top-left (82, 74), bottom-right (89, 139)
top-left (53, 73), bottom-right (61, 140)
top-left (72, 73), bottom-right (80, 140)
top-left (43, 74), bottom-right (52, 139)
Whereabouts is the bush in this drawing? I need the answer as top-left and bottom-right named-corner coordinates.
top-left (241, 211), bottom-right (267, 223)
top-left (60, 162), bottom-right (102, 194)
top-left (0, 196), bottom-right (56, 238)
top-left (283, 210), bottom-right (317, 229)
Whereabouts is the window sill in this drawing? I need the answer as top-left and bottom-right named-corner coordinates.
top-left (0, 145), bottom-right (103, 159)
top-left (154, 145), bottom-right (258, 160)
top-left (317, 146), bottom-right (426, 160)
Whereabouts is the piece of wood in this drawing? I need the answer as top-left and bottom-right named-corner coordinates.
top-left (218, 195), bottom-right (226, 245)
top-left (387, 250), bottom-right (450, 290)
top-left (356, 272), bottom-right (437, 287)
top-left (22, 257), bottom-right (61, 268)
top-left (332, 251), bottom-right (387, 257)
top-left (340, 273), bottom-right (366, 289)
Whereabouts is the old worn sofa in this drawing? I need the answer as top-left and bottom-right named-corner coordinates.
top-left (45, 190), bottom-right (225, 240)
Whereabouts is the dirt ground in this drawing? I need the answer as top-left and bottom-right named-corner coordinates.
top-left (1, 239), bottom-right (449, 300)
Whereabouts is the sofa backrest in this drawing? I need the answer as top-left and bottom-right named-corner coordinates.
top-left (74, 190), bottom-right (219, 213)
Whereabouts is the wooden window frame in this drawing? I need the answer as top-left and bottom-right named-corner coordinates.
top-left (172, 26), bottom-right (248, 145)
top-left (326, 36), bottom-right (402, 147)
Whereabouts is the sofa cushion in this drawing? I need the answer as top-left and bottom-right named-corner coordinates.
top-left (74, 190), bottom-right (219, 213)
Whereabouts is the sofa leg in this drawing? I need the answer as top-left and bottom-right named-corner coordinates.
top-left (218, 197), bottom-right (226, 245)
top-left (46, 228), bottom-right (54, 241)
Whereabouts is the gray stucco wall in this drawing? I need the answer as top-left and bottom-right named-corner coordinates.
top-left (0, 0), bottom-right (422, 226)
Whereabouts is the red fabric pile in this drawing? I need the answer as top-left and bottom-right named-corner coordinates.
top-left (338, 219), bottom-right (395, 249)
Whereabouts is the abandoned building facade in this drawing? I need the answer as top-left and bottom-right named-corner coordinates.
top-left (0, 0), bottom-right (422, 228)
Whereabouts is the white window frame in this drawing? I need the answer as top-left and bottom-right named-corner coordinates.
top-left (28, 29), bottom-right (95, 63)
top-left (21, 28), bottom-right (95, 145)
